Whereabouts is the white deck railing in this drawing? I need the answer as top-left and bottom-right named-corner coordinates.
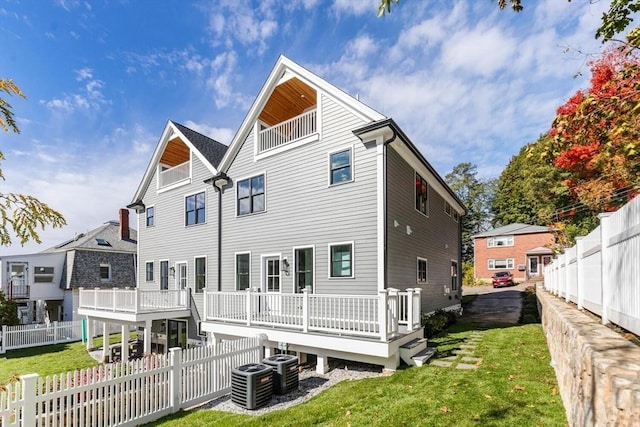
top-left (159, 161), bottom-right (190, 187)
top-left (0, 336), bottom-right (262, 427)
top-left (258, 108), bottom-right (316, 153)
top-left (544, 195), bottom-right (640, 336)
top-left (79, 288), bottom-right (190, 314)
top-left (204, 288), bottom-right (421, 341)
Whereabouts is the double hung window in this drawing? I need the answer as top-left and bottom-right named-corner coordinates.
top-left (238, 175), bottom-right (265, 215)
top-left (185, 192), bottom-right (205, 225)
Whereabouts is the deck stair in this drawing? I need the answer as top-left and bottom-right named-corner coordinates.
top-left (400, 338), bottom-right (437, 366)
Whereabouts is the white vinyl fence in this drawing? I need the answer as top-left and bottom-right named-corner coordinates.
top-left (0, 336), bottom-right (262, 427)
top-left (0, 321), bottom-right (131, 354)
top-left (544, 195), bottom-right (640, 336)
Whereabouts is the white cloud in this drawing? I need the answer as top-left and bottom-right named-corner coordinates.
top-left (184, 120), bottom-right (234, 145)
top-left (331, 0), bottom-right (373, 17)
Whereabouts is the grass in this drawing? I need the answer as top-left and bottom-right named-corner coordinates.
top-left (146, 322), bottom-right (565, 427)
top-left (0, 333), bottom-right (132, 385)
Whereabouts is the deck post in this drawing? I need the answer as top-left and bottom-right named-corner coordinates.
top-left (136, 288), bottom-right (141, 313)
top-left (121, 324), bottom-right (129, 362)
top-left (102, 321), bottom-right (110, 362)
top-left (144, 319), bottom-right (152, 354)
top-left (246, 288), bottom-right (252, 326)
top-left (406, 289), bottom-right (414, 332)
top-left (302, 288), bottom-right (309, 333)
top-left (413, 288), bottom-right (422, 329)
top-left (378, 290), bottom-right (389, 342)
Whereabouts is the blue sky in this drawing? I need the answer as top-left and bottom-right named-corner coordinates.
top-left (1, 0), bottom-right (611, 254)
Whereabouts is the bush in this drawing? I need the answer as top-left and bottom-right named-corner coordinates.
top-left (422, 309), bottom-right (457, 338)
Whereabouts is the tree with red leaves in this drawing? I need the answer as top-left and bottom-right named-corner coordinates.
top-left (549, 47), bottom-right (640, 212)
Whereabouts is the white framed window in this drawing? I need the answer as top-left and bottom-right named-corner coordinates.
top-left (444, 201), bottom-right (451, 217)
top-left (100, 264), bottom-right (112, 282)
top-left (185, 191), bottom-right (206, 226)
top-left (195, 256), bottom-right (206, 293)
top-left (329, 242), bottom-right (354, 278)
top-left (415, 172), bottom-right (428, 216)
top-left (235, 252), bottom-right (251, 290)
top-left (146, 206), bottom-right (155, 227)
top-left (294, 246), bottom-right (314, 293)
top-left (417, 258), bottom-right (428, 283)
top-left (328, 147), bottom-right (353, 185)
top-left (34, 267), bottom-right (54, 283)
top-left (453, 211), bottom-right (459, 222)
top-left (145, 261), bottom-right (154, 282)
top-left (487, 236), bottom-right (514, 247)
top-left (451, 260), bottom-right (459, 291)
top-left (160, 260), bottom-right (169, 290)
top-left (488, 258), bottom-right (515, 270)
top-left (237, 174), bottom-right (265, 216)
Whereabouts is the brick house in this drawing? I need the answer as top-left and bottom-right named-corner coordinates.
top-left (473, 223), bottom-right (555, 283)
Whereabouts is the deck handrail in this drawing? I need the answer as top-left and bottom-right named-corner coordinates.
top-left (204, 288), bottom-right (421, 341)
top-left (159, 161), bottom-right (190, 187)
top-left (78, 288), bottom-right (191, 314)
top-left (258, 108), bottom-right (316, 153)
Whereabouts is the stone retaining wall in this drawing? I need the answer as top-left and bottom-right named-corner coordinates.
top-left (537, 287), bottom-right (640, 427)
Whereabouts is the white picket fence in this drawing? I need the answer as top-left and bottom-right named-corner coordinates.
top-left (0, 321), bottom-right (131, 354)
top-left (544, 195), bottom-right (640, 336)
top-left (0, 336), bottom-right (262, 427)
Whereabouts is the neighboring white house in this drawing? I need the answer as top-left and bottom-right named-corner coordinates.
top-left (78, 56), bottom-right (465, 372)
top-left (1, 209), bottom-right (137, 323)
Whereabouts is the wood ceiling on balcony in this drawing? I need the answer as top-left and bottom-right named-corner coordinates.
top-left (160, 137), bottom-right (190, 167)
top-left (258, 77), bottom-right (317, 127)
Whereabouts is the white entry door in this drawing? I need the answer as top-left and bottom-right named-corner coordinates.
top-left (175, 262), bottom-right (187, 306)
top-left (262, 256), bottom-right (281, 314)
top-left (528, 257), bottom-right (539, 277)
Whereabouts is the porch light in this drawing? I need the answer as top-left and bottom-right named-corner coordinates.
top-left (170, 266), bottom-right (175, 277)
top-left (281, 258), bottom-right (290, 276)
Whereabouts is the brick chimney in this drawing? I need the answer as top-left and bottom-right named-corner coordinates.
top-left (119, 208), bottom-right (130, 240)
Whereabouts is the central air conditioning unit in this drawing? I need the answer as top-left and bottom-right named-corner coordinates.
top-left (231, 363), bottom-right (273, 410)
top-left (262, 354), bottom-right (299, 395)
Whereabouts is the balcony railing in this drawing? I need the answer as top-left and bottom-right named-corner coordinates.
top-left (78, 288), bottom-right (190, 314)
top-left (204, 288), bottom-right (421, 342)
top-left (258, 108), bottom-right (317, 153)
top-left (6, 281), bottom-right (30, 299)
top-left (159, 161), bottom-right (190, 188)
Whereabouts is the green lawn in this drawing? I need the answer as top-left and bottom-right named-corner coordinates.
top-left (0, 333), bottom-right (131, 384)
top-left (147, 322), bottom-right (566, 427)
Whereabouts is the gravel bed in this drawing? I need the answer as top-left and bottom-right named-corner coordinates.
top-left (198, 359), bottom-right (388, 416)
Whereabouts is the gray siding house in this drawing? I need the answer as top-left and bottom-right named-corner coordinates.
top-left (78, 56), bottom-right (465, 371)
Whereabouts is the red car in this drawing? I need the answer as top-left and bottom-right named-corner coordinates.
top-left (492, 271), bottom-right (514, 288)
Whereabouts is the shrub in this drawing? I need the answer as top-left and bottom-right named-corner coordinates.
top-left (422, 309), bottom-right (457, 338)
top-left (462, 261), bottom-right (482, 287)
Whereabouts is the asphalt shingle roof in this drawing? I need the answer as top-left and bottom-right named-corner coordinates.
top-left (172, 121), bottom-right (228, 169)
top-left (42, 221), bottom-right (137, 253)
top-left (472, 223), bottom-right (553, 239)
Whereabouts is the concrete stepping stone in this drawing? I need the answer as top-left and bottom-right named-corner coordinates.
top-left (454, 349), bottom-right (475, 355)
top-left (440, 356), bottom-right (459, 361)
top-left (455, 363), bottom-right (479, 370)
top-left (430, 360), bottom-right (454, 367)
top-left (460, 356), bottom-right (482, 363)
top-left (460, 344), bottom-right (477, 349)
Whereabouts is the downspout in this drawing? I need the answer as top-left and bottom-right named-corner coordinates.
top-left (382, 128), bottom-right (397, 288)
top-left (205, 173), bottom-right (229, 292)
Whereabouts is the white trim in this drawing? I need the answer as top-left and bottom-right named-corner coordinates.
top-left (292, 245), bottom-right (315, 293)
top-left (156, 177), bottom-right (190, 194)
top-left (415, 170), bottom-right (429, 218)
top-left (174, 261), bottom-right (188, 291)
top-left (328, 241), bottom-right (355, 279)
top-left (184, 189), bottom-right (208, 227)
top-left (487, 235), bottom-right (514, 247)
top-left (488, 258), bottom-right (515, 270)
top-left (417, 257), bottom-right (428, 284)
top-left (235, 171), bottom-right (267, 217)
top-left (376, 138), bottom-right (386, 292)
top-left (327, 145), bottom-right (354, 187)
top-left (450, 259), bottom-right (459, 291)
top-left (444, 201), bottom-right (452, 217)
top-left (255, 133), bottom-right (320, 161)
top-left (99, 263), bottom-right (112, 282)
top-left (234, 251), bottom-right (251, 291)
top-left (260, 253), bottom-right (283, 293)
top-left (194, 255), bottom-right (207, 293)
top-left (159, 259), bottom-right (170, 290)
top-left (144, 260), bottom-right (154, 282)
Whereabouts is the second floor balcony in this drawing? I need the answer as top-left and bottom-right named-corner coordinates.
top-left (159, 161), bottom-right (190, 188)
top-left (258, 108), bottom-right (317, 154)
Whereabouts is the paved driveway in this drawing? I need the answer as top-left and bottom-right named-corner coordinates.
top-left (461, 282), bottom-right (531, 326)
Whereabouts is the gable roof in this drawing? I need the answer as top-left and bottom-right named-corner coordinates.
top-left (472, 223), bottom-right (553, 239)
top-left (130, 120), bottom-right (228, 204)
top-left (216, 55), bottom-right (386, 172)
top-left (42, 221), bottom-right (137, 253)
